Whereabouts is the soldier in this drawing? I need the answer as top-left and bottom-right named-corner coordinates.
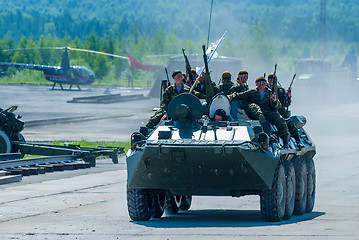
top-left (192, 72), bottom-right (220, 99)
top-left (186, 69), bottom-right (198, 87)
top-left (213, 108), bottom-right (228, 121)
top-left (182, 72), bottom-right (187, 85)
top-left (145, 70), bottom-right (190, 129)
top-left (228, 70), bottom-right (249, 94)
top-left (230, 76), bottom-right (290, 148)
top-left (267, 73), bottom-right (303, 147)
top-left (218, 71), bottom-right (233, 95)
top-left (228, 70), bottom-right (259, 120)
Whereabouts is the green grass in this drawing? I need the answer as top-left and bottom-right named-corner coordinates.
top-left (51, 139), bottom-right (131, 152)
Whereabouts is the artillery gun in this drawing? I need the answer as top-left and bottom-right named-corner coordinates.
top-left (0, 105), bottom-right (25, 153)
top-left (126, 92), bottom-right (316, 222)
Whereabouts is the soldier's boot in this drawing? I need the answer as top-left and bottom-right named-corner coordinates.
top-left (293, 133), bottom-right (304, 149)
top-left (139, 126), bottom-right (149, 136)
top-left (259, 114), bottom-right (271, 134)
top-left (281, 133), bottom-right (290, 149)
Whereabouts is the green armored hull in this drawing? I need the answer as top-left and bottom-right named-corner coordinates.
top-left (127, 134), bottom-right (279, 196)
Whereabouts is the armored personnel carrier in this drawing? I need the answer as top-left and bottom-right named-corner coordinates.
top-left (126, 92), bottom-right (316, 222)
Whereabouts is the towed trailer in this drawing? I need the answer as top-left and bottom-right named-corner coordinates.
top-left (12, 141), bottom-right (123, 166)
top-left (0, 105), bottom-right (123, 166)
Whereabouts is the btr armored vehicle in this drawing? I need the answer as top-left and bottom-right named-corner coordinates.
top-left (126, 93), bottom-right (316, 222)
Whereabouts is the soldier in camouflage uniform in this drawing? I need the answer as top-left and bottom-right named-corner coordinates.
top-left (230, 76), bottom-right (290, 148)
top-left (228, 70), bottom-right (260, 120)
top-left (228, 70), bottom-right (249, 94)
top-left (192, 72), bottom-right (220, 99)
top-left (268, 73), bottom-right (303, 147)
top-left (218, 71), bottom-right (233, 95)
top-left (186, 69), bottom-right (198, 87)
top-left (145, 70), bottom-right (190, 129)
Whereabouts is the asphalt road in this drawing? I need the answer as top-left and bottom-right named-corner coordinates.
top-left (0, 84), bottom-right (358, 239)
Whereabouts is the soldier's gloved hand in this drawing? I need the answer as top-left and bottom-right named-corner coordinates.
top-left (270, 92), bottom-right (277, 101)
top-left (160, 112), bottom-right (168, 120)
top-left (258, 114), bottom-right (266, 124)
top-left (286, 88), bottom-right (292, 98)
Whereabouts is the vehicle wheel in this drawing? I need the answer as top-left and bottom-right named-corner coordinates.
top-left (179, 195), bottom-right (192, 211)
top-left (0, 130), bottom-right (11, 154)
top-left (284, 161), bottom-right (295, 219)
top-left (165, 195), bottom-right (182, 214)
top-left (305, 158), bottom-right (316, 213)
top-left (293, 157), bottom-right (307, 215)
top-left (260, 162), bottom-right (286, 222)
top-left (151, 192), bottom-right (165, 218)
top-left (127, 188), bottom-right (152, 221)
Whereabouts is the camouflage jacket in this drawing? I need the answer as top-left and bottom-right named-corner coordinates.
top-left (228, 82), bottom-right (249, 94)
top-left (277, 86), bottom-right (291, 117)
top-left (233, 87), bottom-right (281, 112)
top-left (193, 81), bottom-right (220, 99)
top-left (218, 82), bottom-right (234, 95)
top-left (160, 84), bottom-right (190, 112)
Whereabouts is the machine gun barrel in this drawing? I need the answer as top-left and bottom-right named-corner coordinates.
top-left (289, 73), bottom-right (296, 90)
top-left (272, 64), bottom-right (278, 97)
top-left (202, 45), bottom-right (215, 103)
top-left (182, 48), bottom-right (194, 83)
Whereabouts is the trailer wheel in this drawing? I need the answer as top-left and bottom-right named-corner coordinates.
top-left (260, 162), bottom-right (286, 222)
top-left (284, 161), bottom-right (295, 219)
top-left (127, 188), bottom-right (152, 221)
top-left (293, 157), bottom-right (307, 215)
top-left (0, 130), bottom-right (11, 154)
top-left (165, 195), bottom-right (182, 214)
top-left (180, 195), bottom-right (192, 210)
top-left (151, 192), bottom-right (165, 218)
top-left (305, 158), bottom-right (316, 213)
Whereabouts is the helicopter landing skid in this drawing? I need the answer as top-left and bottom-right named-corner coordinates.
top-left (50, 83), bottom-right (90, 91)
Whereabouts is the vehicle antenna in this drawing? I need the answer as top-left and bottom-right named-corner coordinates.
top-left (206, 0), bottom-right (214, 49)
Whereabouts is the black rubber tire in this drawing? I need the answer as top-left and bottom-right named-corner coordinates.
top-left (305, 158), bottom-right (316, 213)
top-left (165, 195), bottom-right (182, 214)
top-left (179, 195), bottom-right (192, 211)
top-left (260, 162), bottom-right (286, 222)
top-left (293, 157), bottom-right (307, 215)
top-left (284, 161), bottom-right (295, 220)
top-left (0, 130), bottom-right (11, 154)
top-left (127, 188), bottom-right (152, 221)
top-left (151, 192), bottom-right (165, 218)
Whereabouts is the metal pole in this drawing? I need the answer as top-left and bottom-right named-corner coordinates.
top-left (206, 0), bottom-right (214, 49)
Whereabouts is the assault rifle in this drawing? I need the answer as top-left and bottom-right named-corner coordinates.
top-left (182, 48), bottom-right (194, 84)
top-left (283, 73), bottom-right (296, 111)
top-left (165, 68), bottom-right (170, 86)
top-left (202, 45), bottom-right (215, 103)
top-left (160, 68), bottom-right (171, 101)
top-left (288, 73), bottom-right (296, 90)
top-left (271, 64), bottom-right (278, 97)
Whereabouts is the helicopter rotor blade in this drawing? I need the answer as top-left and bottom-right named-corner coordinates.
top-left (3, 47), bottom-right (66, 52)
top-left (2, 47), bottom-right (128, 60)
top-left (66, 47), bottom-right (128, 59)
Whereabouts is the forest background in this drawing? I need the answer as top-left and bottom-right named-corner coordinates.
top-left (0, 0), bottom-right (357, 87)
